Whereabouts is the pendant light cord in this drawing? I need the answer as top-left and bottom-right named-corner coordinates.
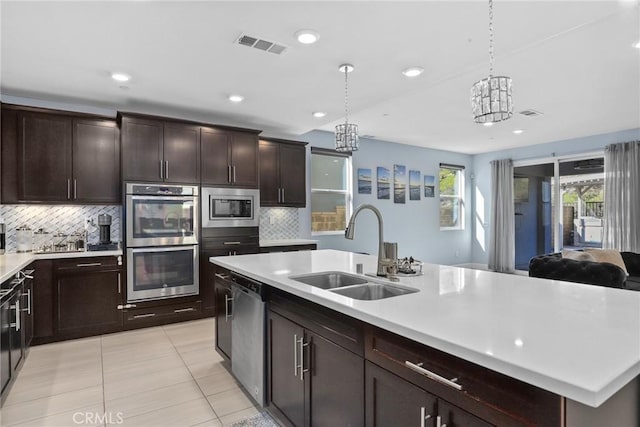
top-left (344, 67), bottom-right (349, 124)
top-left (488, 0), bottom-right (494, 77)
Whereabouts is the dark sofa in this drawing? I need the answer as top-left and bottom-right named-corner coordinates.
top-left (528, 251), bottom-right (640, 290)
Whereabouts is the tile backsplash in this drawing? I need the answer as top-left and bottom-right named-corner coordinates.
top-left (259, 207), bottom-right (299, 240)
top-left (0, 205), bottom-right (121, 252)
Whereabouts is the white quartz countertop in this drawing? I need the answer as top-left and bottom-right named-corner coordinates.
top-left (259, 239), bottom-right (318, 247)
top-left (1, 250), bottom-right (123, 283)
top-left (210, 249), bottom-right (640, 408)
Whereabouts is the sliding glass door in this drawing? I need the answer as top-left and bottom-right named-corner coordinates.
top-left (513, 155), bottom-right (604, 270)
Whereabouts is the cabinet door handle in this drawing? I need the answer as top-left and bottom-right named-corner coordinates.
top-left (232, 165), bottom-right (236, 183)
top-left (214, 273), bottom-right (230, 280)
top-left (174, 307), bottom-right (195, 313)
top-left (133, 313), bottom-right (156, 319)
top-left (296, 336), bottom-right (308, 381)
top-left (436, 416), bottom-right (446, 427)
top-left (405, 361), bottom-right (463, 391)
top-left (117, 272), bottom-right (121, 294)
top-left (24, 289), bottom-right (31, 315)
top-left (293, 334), bottom-right (299, 377)
top-left (165, 161), bottom-right (169, 180)
top-left (420, 407), bottom-right (432, 427)
top-left (73, 179), bottom-right (77, 199)
top-left (76, 262), bottom-right (102, 268)
top-left (67, 179), bottom-right (71, 199)
top-left (224, 295), bottom-right (233, 322)
top-left (223, 241), bottom-right (241, 245)
top-left (228, 165), bottom-right (232, 183)
top-left (117, 303), bottom-right (137, 310)
top-left (281, 188), bottom-right (285, 203)
top-left (160, 160), bottom-right (164, 179)
top-left (10, 301), bottom-right (20, 331)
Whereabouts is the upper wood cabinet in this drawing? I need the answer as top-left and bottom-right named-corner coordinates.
top-left (201, 127), bottom-right (259, 188)
top-left (259, 138), bottom-right (307, 207)
top-left (73, 119), bottom-right (120, 203)
top-left (1, 105), bottom-right (120, 204)
top-left (120, 114), bottom-right (200, 184)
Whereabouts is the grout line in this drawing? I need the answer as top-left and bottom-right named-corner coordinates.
top-left (162, 320), bottom-right (224, 425)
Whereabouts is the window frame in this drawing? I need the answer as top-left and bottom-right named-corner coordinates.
top-left (439, 164), bottom-right (465, 231)
top-left (310, 148), bottom-right (353, 236)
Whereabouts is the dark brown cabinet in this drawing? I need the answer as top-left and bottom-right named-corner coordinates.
top-left (54, 257), bottom-right (123, 339)
top-left (17, 112), bottom-right (72, 202)
top-left (269, 311), bottom-right (305, 427)
top-left (268, 296), bottom-right (364, 427)
top-left (1, 105), bottom-right (120, 204)
top-left (201, 127), bottom-right (259, 188)
top-left (259, 138), bottom-right (307, 207)
top-left (120, 114), bottom-right (200, 184)
top-left (33, 260), bottom-right (54, 341)
top-left (214, 271), bottom-right (233, 360)
top-left (365, 361), bottom-right (490, 427)
top-left (366, 361), bottom-right (437, 427)
top-left (1, 265), bottom-right (34, 405)
top-left (72, 119), bottom-right (120, 203)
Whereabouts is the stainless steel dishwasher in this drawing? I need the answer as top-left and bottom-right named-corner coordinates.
top-left (230, 273), bottom-right (266, 406)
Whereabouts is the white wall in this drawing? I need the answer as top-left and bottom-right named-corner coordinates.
top-left (298, 130), bottom-right (473, 265)
top-left (471, 128), bottom-right (640, 265)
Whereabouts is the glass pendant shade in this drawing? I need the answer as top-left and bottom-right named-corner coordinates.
top-left (471, 75), bottom-right (513, 123)
top-left (335, 122), bottom-right (359, 152)
top-left (335, 63), bottom-right (359, 152)
top-left (471, 0), bottom-right (513, 124)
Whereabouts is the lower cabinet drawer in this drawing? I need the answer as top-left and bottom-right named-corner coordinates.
top-left (365, 326), bottom-right (562, 426)
top-left (124, 301), bottom-right (202, 327)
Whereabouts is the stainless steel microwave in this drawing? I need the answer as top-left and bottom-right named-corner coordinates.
top-left (201, 187), bottom-right (260, 228)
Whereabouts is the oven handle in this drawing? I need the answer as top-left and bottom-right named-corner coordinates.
top-left (129, 195), bottom-right (196, 202)
top-left (128, 246), bottom-right (197, 254)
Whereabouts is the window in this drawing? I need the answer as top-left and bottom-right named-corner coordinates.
top-left (311, 148), bottom-right (352, 234)
top-left (439, 164), bottom-right (465, 230)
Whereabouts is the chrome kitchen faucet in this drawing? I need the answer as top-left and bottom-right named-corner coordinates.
top-left (345, 204), bottom-right (398, 278)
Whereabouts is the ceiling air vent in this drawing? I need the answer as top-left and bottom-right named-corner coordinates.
top-left (236, 33), bottom-right (288, 55)
top-left (518, 109), bottom-right (543, 117)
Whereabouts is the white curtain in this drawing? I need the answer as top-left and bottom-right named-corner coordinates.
top-left (603, 141), bottom-right (640, 252)
top-left (488, 159), bottom-right (515, 273)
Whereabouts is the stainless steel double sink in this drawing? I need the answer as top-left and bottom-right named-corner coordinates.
top-left (289, 271), bottom-right (418, 300)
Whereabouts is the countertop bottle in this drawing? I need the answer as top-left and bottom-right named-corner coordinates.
top-left (0, 219), bottom-right (5, 255)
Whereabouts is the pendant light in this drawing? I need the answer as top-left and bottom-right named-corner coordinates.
top-left (471, 0), bottom-right (513, 124)
top-left (335, 64), bottom-right (359, 152)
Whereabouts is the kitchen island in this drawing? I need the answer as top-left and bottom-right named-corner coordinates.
top-left (210, 249), bottom-right (640, 426)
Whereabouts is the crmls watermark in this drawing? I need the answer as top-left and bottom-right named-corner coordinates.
top-left (72, 412), bottom-right (124, 425)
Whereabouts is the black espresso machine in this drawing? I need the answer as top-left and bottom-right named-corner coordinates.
top-left (88, 214), bottom-right (119, 251)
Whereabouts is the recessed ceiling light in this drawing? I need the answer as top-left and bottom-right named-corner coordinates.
top-left (483, 122), bottom-right (494, 127)
top-left (295, 30), bottom-right (320, 44)
top-left (228, 95), bottom-right (244, 103)
top-left (513, 129), bottom-right (524, 134)
top-left (111, 72), bottom-right (131, 82)
top-left (634, 40), bottom-right (640, 49)
top-left (402, 67), bottom-right (424, 77)
top-left (312, 111), bottom-right (326, 118)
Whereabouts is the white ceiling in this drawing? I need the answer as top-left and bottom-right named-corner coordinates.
top-left (1, 1), bottom-right (639, 154)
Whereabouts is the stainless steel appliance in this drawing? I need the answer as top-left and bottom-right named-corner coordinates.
top-left (201, 187), bottom-right (259, 228)
top-left (127, 246), bottom-right (198, 302)
top-left (126, 183), bottom-right (198, 247)
top-left (230, 273), bottom-right (266, 406)
top-left (125, 183), bottom-right (199, 302)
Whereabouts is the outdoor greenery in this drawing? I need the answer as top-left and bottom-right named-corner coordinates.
top-left (562, 186), bottom-right (604, 204)
top-left (439, 168), bottom-right (457, 196)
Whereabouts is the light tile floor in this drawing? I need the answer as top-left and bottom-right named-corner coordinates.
top-left (0, 319), bottom-right (263, 427)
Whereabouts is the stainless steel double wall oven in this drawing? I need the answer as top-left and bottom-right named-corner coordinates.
top-left (125, 183), bottom-right (199, 302)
